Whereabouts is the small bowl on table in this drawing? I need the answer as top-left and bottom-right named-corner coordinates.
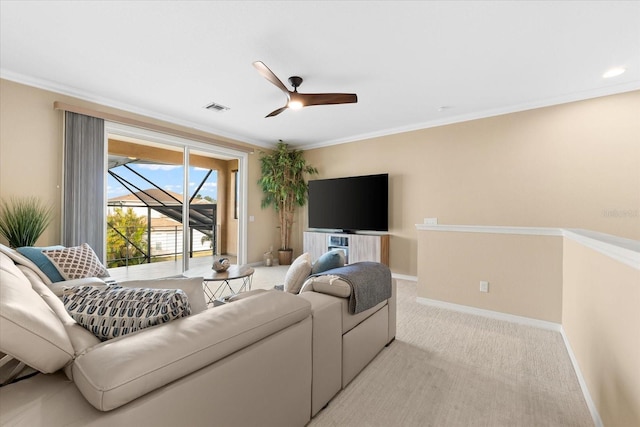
top-left (213, 258), bottom-right (230, 273)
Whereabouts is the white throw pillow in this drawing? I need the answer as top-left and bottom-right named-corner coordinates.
top-left (283, 253), bottom-right (312, 294)
top-left (43, 243), bottom-right (109, 280)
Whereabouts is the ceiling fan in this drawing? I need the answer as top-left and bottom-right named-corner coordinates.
top-left (252, 61), bottom-right (358, 118)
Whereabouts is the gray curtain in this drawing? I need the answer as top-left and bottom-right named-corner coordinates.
top-left (63, 112), bottom-right (105, 260)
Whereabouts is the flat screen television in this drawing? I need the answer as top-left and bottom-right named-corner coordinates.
top-left (307, 173), bottom-right (388, 233)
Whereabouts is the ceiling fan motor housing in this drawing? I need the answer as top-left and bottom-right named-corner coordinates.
top-left (288, 76), bottom-right (303, 89)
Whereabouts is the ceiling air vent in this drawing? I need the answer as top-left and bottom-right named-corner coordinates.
top-left (204, 102), bottom-right (230, 112)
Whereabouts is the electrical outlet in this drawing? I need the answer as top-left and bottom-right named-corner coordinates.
top-left (424, 217), bottom-right (438, 225)
top-left (480, 281), bottom-right (489, 293)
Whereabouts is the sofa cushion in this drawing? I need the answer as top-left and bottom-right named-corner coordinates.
top-left (311, 249), bottom-right (346, 275)
top-left (16, 245), bottom-right (66, 282)
top-left (43, 243), bottom-right (109, 280)
top-left (62, 286), bottom-right (191, 341)
top-left (0, 252), bottom-right (75, 373)
top-left (283, 252), bottom-right (312, 293)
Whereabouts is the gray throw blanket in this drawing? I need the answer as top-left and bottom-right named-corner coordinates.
top-left (312, 262), bottom-right (392, 314)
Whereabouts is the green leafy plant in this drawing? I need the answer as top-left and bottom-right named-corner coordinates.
top-left (258, 141), bottom-right (318, 256)
top-left (106, 207), bottom-right (148, 268)
top-left (0, 196), bottom-right (54, 248)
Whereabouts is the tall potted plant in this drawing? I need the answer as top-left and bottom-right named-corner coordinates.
top-left (0, 196), bottom-right (53, 248)
top-left (258, 141), bottom-right (317, 265)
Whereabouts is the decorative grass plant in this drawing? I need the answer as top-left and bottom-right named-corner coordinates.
top-left (0, 196), bottom-right (53, 248)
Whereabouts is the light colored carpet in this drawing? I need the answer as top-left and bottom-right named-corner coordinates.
top-left (251, 267), bottom-right (594, 427)
top-left (251, 264), bottom-right (289, 290)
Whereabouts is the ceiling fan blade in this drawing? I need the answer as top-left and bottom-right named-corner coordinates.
top-left (265, 105), bottom-right (288, 118)
top-left (299, 93), bottom-right (358, 107)
top-left (252, 61), bottom-right (289, 94)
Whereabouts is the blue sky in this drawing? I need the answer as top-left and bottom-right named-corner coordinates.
top-left (107, 163), bottom-right (218, 201)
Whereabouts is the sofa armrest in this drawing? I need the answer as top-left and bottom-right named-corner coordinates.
top-left (71, 290), bottom-right (311, 411)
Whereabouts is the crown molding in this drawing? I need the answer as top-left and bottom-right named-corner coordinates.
top-left (3, 68), bottom-right (639, 152)
top-left (306, 81), bottom-right (640, 150)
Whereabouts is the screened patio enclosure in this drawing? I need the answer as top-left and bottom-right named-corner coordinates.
top-left (107, 155), bottom-right (218, 268)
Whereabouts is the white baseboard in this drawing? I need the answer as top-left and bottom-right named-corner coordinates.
top-left (560, 327), bottom-right (604, 427)
top-left (416, 297), bottom-right (562, 331)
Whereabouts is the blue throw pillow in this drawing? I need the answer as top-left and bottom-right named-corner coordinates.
top-left (312, 250), bottom-right (346, 275)
top-left (17, 245), bottom-right (66, 282)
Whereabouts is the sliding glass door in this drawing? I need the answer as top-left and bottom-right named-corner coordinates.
top-left (104, 122), bottom-right (247, 277)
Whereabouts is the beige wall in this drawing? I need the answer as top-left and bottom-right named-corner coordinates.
top-left (0, 79), bottom-right (65, 245)
top-left (303, 90), bottom-right (640, 276)
top-left (417, 230), bottom-right (563, 322)
top-left (563, 239), bottom-right (640, 427)
top-left (0, 78), bottom-right (280, 263)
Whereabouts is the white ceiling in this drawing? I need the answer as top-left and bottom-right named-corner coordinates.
top-left (1, 1), bottom-right (639, 149)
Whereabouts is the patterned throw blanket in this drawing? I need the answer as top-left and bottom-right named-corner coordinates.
top-left (312, 262), bottom-right (392, 314)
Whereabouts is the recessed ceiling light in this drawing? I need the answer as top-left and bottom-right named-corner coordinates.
top-left (437, 106), bottom-right (450, 112)
top-left (602, 67), bottom-right (625, 79)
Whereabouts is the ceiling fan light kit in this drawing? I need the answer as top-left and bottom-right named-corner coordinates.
top-left (253, 61), bottom-right (358, 117)
top-left (288, 100), bottom-right (303, 110)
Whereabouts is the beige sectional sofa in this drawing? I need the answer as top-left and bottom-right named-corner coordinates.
top-left (0, 246), bottom-right (396, 426)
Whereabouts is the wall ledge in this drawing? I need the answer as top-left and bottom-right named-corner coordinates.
top-left (415, 224), bottom-right (562, 236)
top-left (563, 228), bottom-right (640, 269)
top-left (416, 224), bottom-right (640, 270)
top-left (391, 273), bottom-right (418, 282)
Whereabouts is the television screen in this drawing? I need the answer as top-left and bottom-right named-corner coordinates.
top-left (308, 173), bottom-right (388, 233)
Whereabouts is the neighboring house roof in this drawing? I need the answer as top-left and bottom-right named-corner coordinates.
top-left (150, 217), bottom-right (182, 229)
